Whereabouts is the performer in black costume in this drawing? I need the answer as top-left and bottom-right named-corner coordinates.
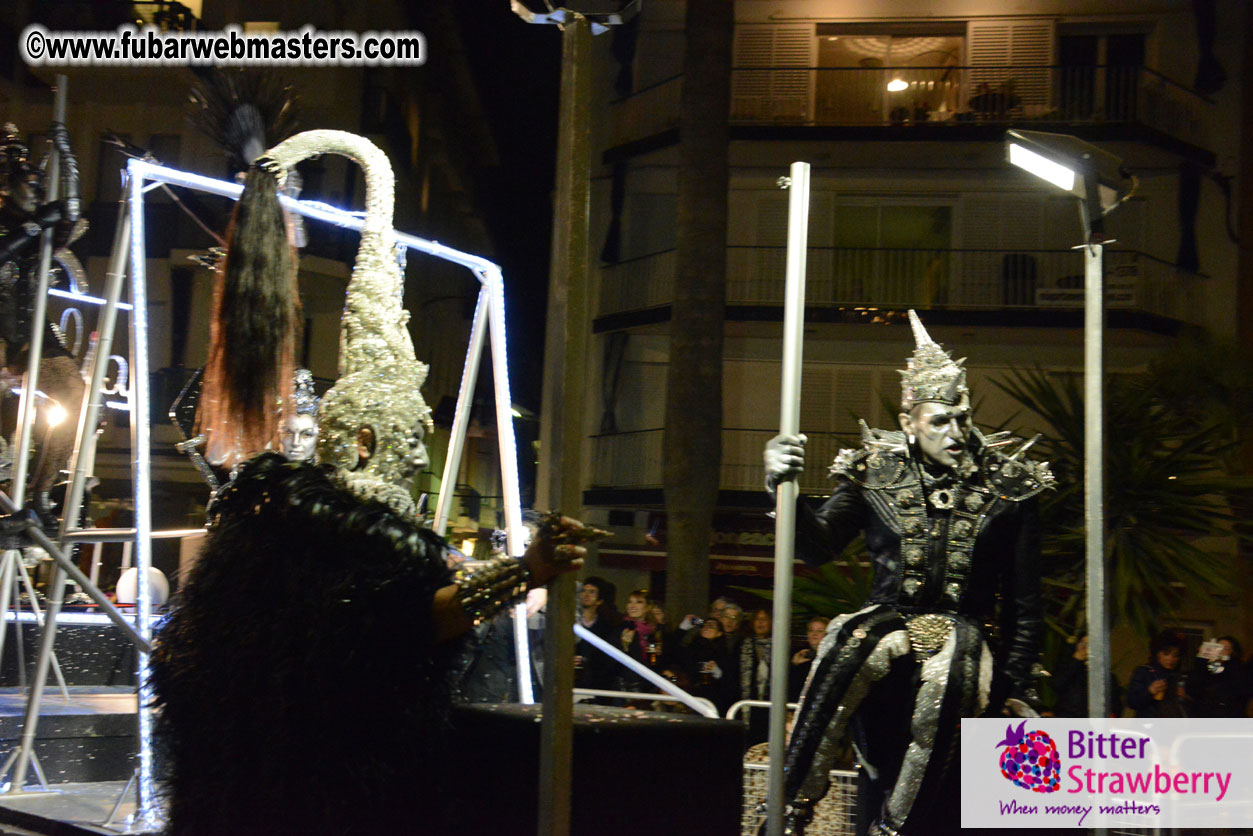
top-left (151, 129), bottom-right (588, 835)
top-left (763, 311), bottom-right (1051, 836)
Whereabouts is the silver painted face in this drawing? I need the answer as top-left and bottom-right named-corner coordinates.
top-left (280, 413), bottom-right (319, 462)
top-left (903, 398), bottom-right (972, 471)
top-left (399, 421), bottom-right (429, 485)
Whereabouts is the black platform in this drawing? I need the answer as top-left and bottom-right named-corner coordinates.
top-left (0, 613), bottom-right (142, 788)
top-left (444, 703), bottom-right (744, 836)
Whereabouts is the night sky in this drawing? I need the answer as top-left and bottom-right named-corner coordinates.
top-left (446, 5), bottom-right (562, 412)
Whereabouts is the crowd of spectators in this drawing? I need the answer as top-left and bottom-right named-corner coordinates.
top-left (575, 578), bottom-right (1253, 723)
top-left (572, 583), bottom-right (831, 739)
top-left (1125, 631), bottom-right (1252, 718)
top-left (1047, 629), bottom-right (1252, 718)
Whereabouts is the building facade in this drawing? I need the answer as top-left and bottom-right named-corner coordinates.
top-left (572, 0), bottom-right (1249, 678)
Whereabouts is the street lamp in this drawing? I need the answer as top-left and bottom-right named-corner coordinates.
top-left (1005, 129), bottom-right (1136, 721)
top-left (1006, 128), bottom-right (1136, 240)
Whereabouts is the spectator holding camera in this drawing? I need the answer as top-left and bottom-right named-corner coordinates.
top-left (788, 616), bottom-right (830, 702)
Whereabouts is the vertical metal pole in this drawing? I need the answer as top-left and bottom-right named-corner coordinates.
top-left (126, 160), bottom-right (161, 827)
top-left (5, 183), bottom-right (134, 794)
top-left (10, 75), bottom-right (66, 506)
top-left (485, 267), bottom-right (525, 557)
top-left (0, 555), bottom-right (15, 673)
top-left (538, 15), bottom-right (592, 836)
top-left (6, 77), bottom-right (68, 793)
top-left (768, 162), bottom-right (811, 836)
top-left (432, 286), bottom-right (489, 538)
top-left (1083, 241), bottom-right (1110, 721)
top-left (484, 268), bottom-right (533, 702)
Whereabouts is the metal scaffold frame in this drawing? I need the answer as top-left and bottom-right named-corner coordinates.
top-left (0, 149), bottom-right (529, 828)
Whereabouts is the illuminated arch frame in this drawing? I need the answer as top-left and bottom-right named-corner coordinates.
top-left (125, 157), bottom-right (533, 816)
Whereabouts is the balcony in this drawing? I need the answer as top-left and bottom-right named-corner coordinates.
top-left (589, 429), bottom-right (850, 496)
top-left (597, 246), bottom-right (1207, 331)
top-left (606, 65), bottom-right (1211, 164)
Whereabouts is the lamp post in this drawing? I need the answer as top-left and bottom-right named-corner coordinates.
top-left (1005, 129), bottom-right (1135, 721)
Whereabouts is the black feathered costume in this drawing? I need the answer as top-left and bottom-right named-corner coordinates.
top-left (150, 453), bottom-right (462, 836)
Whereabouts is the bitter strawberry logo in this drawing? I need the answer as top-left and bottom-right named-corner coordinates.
top-left (996, 720), bottom-right (1061, 793)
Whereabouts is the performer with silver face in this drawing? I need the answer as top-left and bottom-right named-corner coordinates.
top-left (762, 311), bottom-right (1051, 836)
top-left (154, 130), bottom-right (591, 836)
top-left (278, 368), bottom-right (319, 463)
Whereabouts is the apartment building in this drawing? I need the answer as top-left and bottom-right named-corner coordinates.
top-left (573, 1), bottom-right (1248, 665)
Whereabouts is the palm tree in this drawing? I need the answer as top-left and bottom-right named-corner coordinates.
top-left (663, 0), bottom-right (733, 621)
top-left (993, 356), bottom-right (1253, 641)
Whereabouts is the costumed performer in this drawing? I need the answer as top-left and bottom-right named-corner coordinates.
top-left (762, 310), bottom-right (1051, 836)
top-left (279, 368), bottom-right (319, 462)
top-left (151, 129), bottom-right (587, 836)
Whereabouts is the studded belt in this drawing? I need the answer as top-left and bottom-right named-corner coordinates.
top-left (905, 613), bottom-right (954, 659)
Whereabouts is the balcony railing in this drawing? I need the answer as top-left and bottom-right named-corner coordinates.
top-left (590, 429), bottom-right (852, 494)
top-left (729, 63), bottom-right (1206, 145)
top-left (598, 246), bottom-right (1207, 326)
top-left (608, 65), bottom-right (1207, 153)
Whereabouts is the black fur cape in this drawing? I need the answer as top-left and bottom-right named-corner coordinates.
top-left (150, 453), bottom-right (460, 835)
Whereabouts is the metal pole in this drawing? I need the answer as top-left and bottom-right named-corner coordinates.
top-left (1083, 240), bottom-right (1110, 720)
top-left (767, 162), bottom-right (811, 836)
top-left (485, 267), bottom-right (526, 559)
top-left (484, 269), bottom-right (532, 701)
top-left (0, 553), bottom-right (16, 675)
top-left (9, 75), bottom-right (66, 507)
top-left (3, 179), bottom-right (136, 793)
top-left (126, 159), bottom-right (161, 828)
top-left (432, 286), bottom-right (489, 537)
top-left (0, 71), bottom-right (67, 680)
top-left (6, 77), bottom-right (68, 793)
top-left (538, 15), bottom-right (592, 836)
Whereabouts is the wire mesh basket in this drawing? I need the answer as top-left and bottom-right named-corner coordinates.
top-left (742, 762), bottom-right (858, 836)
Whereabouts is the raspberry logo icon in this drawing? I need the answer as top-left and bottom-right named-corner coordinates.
top-left (996, 720), bottom-right (1060, 793)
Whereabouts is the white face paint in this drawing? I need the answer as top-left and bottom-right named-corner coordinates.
top-left (900, 397), bottom-right (972, 471)
top-left (280, 413), bottom-right (319, 462)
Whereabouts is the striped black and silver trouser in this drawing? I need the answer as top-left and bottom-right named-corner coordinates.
top-left (781, 604), bottom-right (992, 834)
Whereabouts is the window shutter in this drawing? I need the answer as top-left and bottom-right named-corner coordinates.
top-left (968, 19), bottom-right (1055, 111)
top-left (733, 25), bottom-right (814, 121)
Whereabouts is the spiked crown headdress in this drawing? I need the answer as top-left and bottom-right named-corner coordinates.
top-left (898, 310), bottom-right (968, 412)
top-left (291, 368), bottom-right (319, 416)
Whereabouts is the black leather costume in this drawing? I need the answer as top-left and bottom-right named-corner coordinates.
top-left (781, 425), bottom-right (1050, 836)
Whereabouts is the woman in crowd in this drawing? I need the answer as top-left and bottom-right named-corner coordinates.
top-left (679, 615), bottom-right (735, 715)
top-left (789, 616), bottom-right (830, 702)
top-left (617, 589), bottom-right (661, 695)
top-left (1127, 631), bottom-right (1190, 718)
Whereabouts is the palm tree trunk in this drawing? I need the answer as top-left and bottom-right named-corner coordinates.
top-left (663, 0), bottom-right (733, 622)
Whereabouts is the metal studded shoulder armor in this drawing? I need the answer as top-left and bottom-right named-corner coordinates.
top-left (830, 421), bottom-right (910, 489)
top-left (974, 429), bottom-right (1055, 502)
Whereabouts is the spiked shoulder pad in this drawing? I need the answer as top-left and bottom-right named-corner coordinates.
top-left (830, 422), bottom-right (910, 489)
top-left (977, 430), bottom-right (1055, 501)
